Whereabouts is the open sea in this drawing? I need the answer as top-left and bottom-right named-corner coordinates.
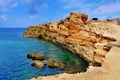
top-left (0, 28), bottom-right (88, 80)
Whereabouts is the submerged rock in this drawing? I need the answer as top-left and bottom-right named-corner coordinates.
top-left (47, 59), bottom-right (65, 69)
top-left (27, 53), bottom-right (65, 69)
top-left (30, 59), bottom-right (65, 69)
top-left (31, 60), bottom-right (45, 69)
top-left (55, 62), bottom-right (65, 69)
top-left (27, 53), bottom-right (46, 60)
top-left (47, 59), bottom-right (56, 68)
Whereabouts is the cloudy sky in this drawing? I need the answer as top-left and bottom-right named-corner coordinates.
top-left (0, 0), bottom-right (120, 28)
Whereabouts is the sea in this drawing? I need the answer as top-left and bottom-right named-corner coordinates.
top-left (0, 28), bottom-right (88, 80)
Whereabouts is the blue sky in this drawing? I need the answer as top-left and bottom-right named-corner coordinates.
top-left (0, 0), bottom-right (120, 28)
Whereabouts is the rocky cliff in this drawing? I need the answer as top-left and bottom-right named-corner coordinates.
top-left (23, 12), bottom-right (117, 65)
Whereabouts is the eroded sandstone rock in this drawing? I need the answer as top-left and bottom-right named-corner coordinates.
top-left (24, 12), bottom-right (116, 65)
top-left (31, 60), bottom-right (45, 69)
top-left (27, 53), bottom-right (46, 60)
top-left (27, 53), bottom-right (65, 69)
top-left (47, 59), bottom-right (65, 69)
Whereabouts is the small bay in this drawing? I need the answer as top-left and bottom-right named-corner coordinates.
top-left (0, 28), bottom-right (88, 80)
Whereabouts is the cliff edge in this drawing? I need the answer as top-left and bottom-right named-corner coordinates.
top-left (23, 12), bottom-right (117, 65)
top-left (24, 12), bottom-right (120, 80)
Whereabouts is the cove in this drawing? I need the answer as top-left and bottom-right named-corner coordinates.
top-left (0, 28), bottom-right (88, 80)
top-left (37, 38), bottom-right (89, 73)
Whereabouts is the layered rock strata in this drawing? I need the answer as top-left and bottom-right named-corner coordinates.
top-left (23, 12), bottom-right (116, 65)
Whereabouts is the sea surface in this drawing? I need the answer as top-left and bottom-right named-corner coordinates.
top-left (0, 28), bottom-right (88, 80)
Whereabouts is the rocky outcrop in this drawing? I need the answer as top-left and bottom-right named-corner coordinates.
top-left (47, 59), bottom-right (65, 68)
top-left (27, 53), bottom-right (65, 69)
top-left (27, 53), bottom-right (46, 60)
top-left (24, 12), bottom-right (116, 65)
top-left (31, 60), bottom-right (46, 69)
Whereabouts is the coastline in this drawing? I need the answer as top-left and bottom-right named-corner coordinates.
top-left (23, 12), bottom-right (120, 80)
top-left (31, 46), bottom-right (120, 80)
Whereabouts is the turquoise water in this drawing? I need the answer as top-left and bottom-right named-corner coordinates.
top-left (0, 28), bottom-right (88, 80)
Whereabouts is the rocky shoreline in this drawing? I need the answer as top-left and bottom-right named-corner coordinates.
top-left (23, 12), bottom-right (120, 80)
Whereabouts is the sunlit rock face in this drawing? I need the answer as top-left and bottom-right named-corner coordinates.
top-left (23, 12), bottom-right (116, 65)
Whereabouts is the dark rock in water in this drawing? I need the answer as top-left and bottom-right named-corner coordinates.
top-left (27, 53), bottom-right (46, 60)
top-left (54, 62), bottom-right (65, 69)
top-left (47, 59), bottom-right (65, 69)
top-left (31, 60), bottom-right (45, 69)
top-left (27, 54), bottom-right (31, 59)
top-left (47, 59), bottom-right (56, 68)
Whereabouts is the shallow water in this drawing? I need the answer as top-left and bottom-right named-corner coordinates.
top-left (0, 28), bottom-right (88, 80)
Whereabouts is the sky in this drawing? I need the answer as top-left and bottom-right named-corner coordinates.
top-left (0, 0), bottom-right (120, 28)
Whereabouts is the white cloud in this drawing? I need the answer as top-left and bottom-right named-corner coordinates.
top-left (61, 0), bottom-right (120, 19)
top-left (0, 15), bottom-right (8, 21)
top-left (0, 0), bottom-right (18, 11)
top-left (62, 0), bottom-right (81, 9)
top-left (22, 0), bottom-right (48, 15)
top-left (11, 2), bottom-right (18, 8)
top-left (93, 3), bottom-right (120, 14)
top-left (29, 15), bottom-right (38, 19)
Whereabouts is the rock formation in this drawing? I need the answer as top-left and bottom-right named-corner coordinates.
top-left (24, 12), bottom-right (116, 65)
top-left (47, 59), bottom-right (65, 68)
top-left (27, 53), bottom-right (46, 60)
top-left (24, 12), bottom-right (120, 80)
top-left (31, 60), bottom-right (46, 69)
top-left (27, 53), bottom-right (65, 69)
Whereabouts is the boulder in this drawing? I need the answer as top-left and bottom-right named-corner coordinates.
top-left (27, 53), bottom-right (46, 60)
top-left (54, 62), bottom-right (65, 69)
top-left (31, 60), bottom-right (45, 69)
top-left (70, 12), bottom-right (88, 24)
top-left (47, 59), bottom-right (56, 68)
top-left (47, 59), bottom-right (65, 69)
